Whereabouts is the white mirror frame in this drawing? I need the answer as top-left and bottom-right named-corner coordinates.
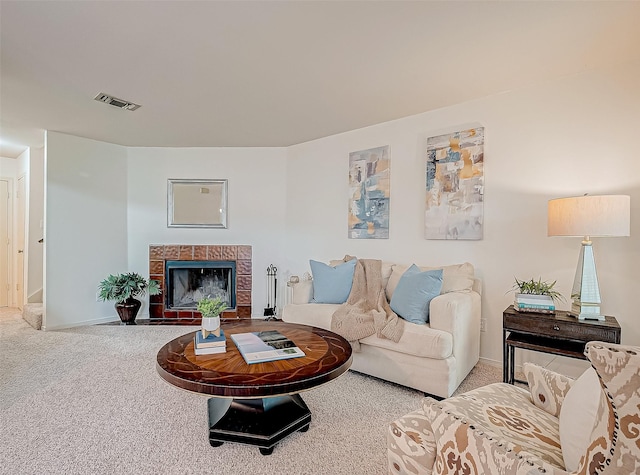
top-left (167, 179), bottom-right (228, 228)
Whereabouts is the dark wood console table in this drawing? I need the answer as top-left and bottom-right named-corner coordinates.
top-left (503, 305), bottom-right (620, 384)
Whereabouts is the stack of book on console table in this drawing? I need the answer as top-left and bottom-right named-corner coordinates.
top-left (514, 294), bottom-right (555, 314)
top-left (194, 329), bottom-right (227, 355)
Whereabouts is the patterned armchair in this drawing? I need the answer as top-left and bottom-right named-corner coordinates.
top-left (387, 342), bottom-right (640, 474)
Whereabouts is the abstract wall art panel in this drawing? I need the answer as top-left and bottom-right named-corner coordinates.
top-left (425, 127), bottom-right (484, 240)
top-left (348, 145), bottom-right (390, 239)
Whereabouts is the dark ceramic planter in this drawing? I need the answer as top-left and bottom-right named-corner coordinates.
top-left (115, 298), bottom-right (142, 325)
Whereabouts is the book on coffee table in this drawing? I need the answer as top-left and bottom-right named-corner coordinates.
top-left (195, 329), bottom-right (226, 348)
top-left (230, 330), bottom-right (305, 364)
top-left (194, 345), bottom-right (227, 356)
top-left (193, 329), bottom-right (226, 355)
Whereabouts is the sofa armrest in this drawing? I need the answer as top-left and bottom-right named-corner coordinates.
top-left (290, 280), bottom-right (313, 304)
top-left (387, 407), bottom-right (437, 475)
top-left (523, 363), bottom-right (574, 417)
top-left (429, 291), bottom-right (481, 381)
top-left (429, 291), bottom-right (480, 334)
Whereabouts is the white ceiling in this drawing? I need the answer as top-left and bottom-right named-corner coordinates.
top-left (2, 1), bottom-right (640, 159)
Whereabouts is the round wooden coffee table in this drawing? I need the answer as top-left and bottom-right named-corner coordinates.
top-left (156, 320), bottom-right (352, 455)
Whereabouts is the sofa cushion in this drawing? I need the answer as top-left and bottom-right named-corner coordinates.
top-left (310, 259), bottom-right (356, 304)
top-left (389, 265), bottom-right (443, 324)
top-left (386, 262), bottom-right (474, 301)
top-left (360, 321), bottom-right (452, 359)
top-left (559, 367), bottom-right (603, 472)
top-left (284, 302), bottom-right (453, 359)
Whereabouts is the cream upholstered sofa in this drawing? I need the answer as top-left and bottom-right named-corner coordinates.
top-left (387, 341), bottom-right (640, 475)
top-left (282, 261), bottom-right (481, 398)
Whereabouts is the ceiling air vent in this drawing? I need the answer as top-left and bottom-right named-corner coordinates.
top-left (94, 93), bottom-right (141, 111)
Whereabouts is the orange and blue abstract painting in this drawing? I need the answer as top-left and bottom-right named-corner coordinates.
top-left (348, 145), bottom-right (390, 239)
top-left (425, 127), bottom-right (484, 240)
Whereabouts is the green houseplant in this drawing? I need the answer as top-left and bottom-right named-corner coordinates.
top-left (197, 296), bottom-right (228, 318)
top-left (197, 296), bottom-right (227, 338)
top-left (98, 272), bottom-right (161, 325)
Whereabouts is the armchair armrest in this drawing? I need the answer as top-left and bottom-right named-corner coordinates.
top-left (387, 408), bottom-right (437, 475)
top-left (580, 342), bottom-right (640, 474)
top-left (422, 397), bottom-right (565, 475)
top-left (523, 363), bottom-right (574, 417)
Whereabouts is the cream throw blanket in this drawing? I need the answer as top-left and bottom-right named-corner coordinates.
top-left (331, 257), bottom-right (404, 349)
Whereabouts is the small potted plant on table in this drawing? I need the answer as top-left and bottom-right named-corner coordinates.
top-left (510, 277), bottom-right (564, 313)
top-left (197, 296), bottom-right (228, 338)
top-left (98, 272), bottom-right (161, 325)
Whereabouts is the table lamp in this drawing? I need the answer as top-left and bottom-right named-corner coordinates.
top-left (548, 194), bottom-right (630, 320)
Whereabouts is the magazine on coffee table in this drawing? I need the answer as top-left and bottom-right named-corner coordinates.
top-left (230, 330), bottom-right (305, 364)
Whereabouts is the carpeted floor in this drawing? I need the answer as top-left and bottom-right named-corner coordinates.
top-left (0, 308), bottom-right (502, 474)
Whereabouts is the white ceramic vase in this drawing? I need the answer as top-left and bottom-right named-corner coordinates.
top-left (201, 315), bottom-right (221, 338)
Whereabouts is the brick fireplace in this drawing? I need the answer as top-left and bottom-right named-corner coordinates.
top-left (149, 244), bottom-right (252, 320)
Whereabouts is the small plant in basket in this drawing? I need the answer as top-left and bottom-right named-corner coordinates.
top-left (509, 277), bottom-right (565, 313)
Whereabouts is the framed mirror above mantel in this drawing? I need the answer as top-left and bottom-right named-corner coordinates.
top-left (167, 179), bottom-right (228, 228)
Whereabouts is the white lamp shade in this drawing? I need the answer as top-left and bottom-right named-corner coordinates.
top-left (548, 195), bottom-right (630, 238)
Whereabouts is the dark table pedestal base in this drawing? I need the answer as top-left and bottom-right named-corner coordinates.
top-left (208, 394), bottom-right (311, 455)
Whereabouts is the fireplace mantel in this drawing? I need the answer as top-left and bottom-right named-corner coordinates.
top-left (149, 244), bottom-right (252, 320)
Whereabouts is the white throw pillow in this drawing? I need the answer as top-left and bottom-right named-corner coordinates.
top-left (386, 262), bottom-right (474, 300)
top-left (291, 280), bottom-right (313, 304)
top-left (558, 367), bottom-right (603, 472)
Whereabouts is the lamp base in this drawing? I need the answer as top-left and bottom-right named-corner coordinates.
top-left (570, 241), bottom-right (605, 321)
top-left (571, 301), bottom-right (605, 321)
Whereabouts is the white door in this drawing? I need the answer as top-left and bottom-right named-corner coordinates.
top-left (16, 175), bottom-right (25, 310)
top-left (0, 179), bottom-right (9, 307)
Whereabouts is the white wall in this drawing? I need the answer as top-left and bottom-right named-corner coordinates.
top-left (127, 147), bottom-right (288, 317)
top-left (27, 146), bottom-right (44, 300)
top-left (285, 61), bottom-right (640, 368)
top-left (16, 149), bottom-right (29, 176)
top-left (0, 156), bottom-right (19, 175)
top-left (45, 132), bottom-right (128, 329)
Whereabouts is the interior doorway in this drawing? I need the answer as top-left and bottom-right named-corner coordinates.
top-left (0, 178), bottom-right (10, 307)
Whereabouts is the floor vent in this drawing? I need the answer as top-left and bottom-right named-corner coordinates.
top-left (94, 92), bottom-right (141, 111)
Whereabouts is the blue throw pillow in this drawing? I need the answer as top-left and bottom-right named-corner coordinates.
top-left (390, 265), bottom-right (443, 324)
top-left (310, 259), bottom-right (357, 304)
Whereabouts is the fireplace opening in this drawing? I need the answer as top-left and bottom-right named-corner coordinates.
top-left (165, 260), bottom-right (236, 310)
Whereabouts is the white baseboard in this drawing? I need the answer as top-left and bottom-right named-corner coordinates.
top-left (42, 315), bottom-right (120, 331)
top-left (479, 356), bottom-right (502, 368)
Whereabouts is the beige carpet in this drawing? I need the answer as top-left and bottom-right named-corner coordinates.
top-left (0, 307), bottom-right (502, 474)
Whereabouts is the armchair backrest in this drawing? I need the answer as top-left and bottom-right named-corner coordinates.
top-left (579, 342), bottom-right (640, 474)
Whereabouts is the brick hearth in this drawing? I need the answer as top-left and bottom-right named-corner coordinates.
top-left (148, 244), bottom-right (252, 320)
